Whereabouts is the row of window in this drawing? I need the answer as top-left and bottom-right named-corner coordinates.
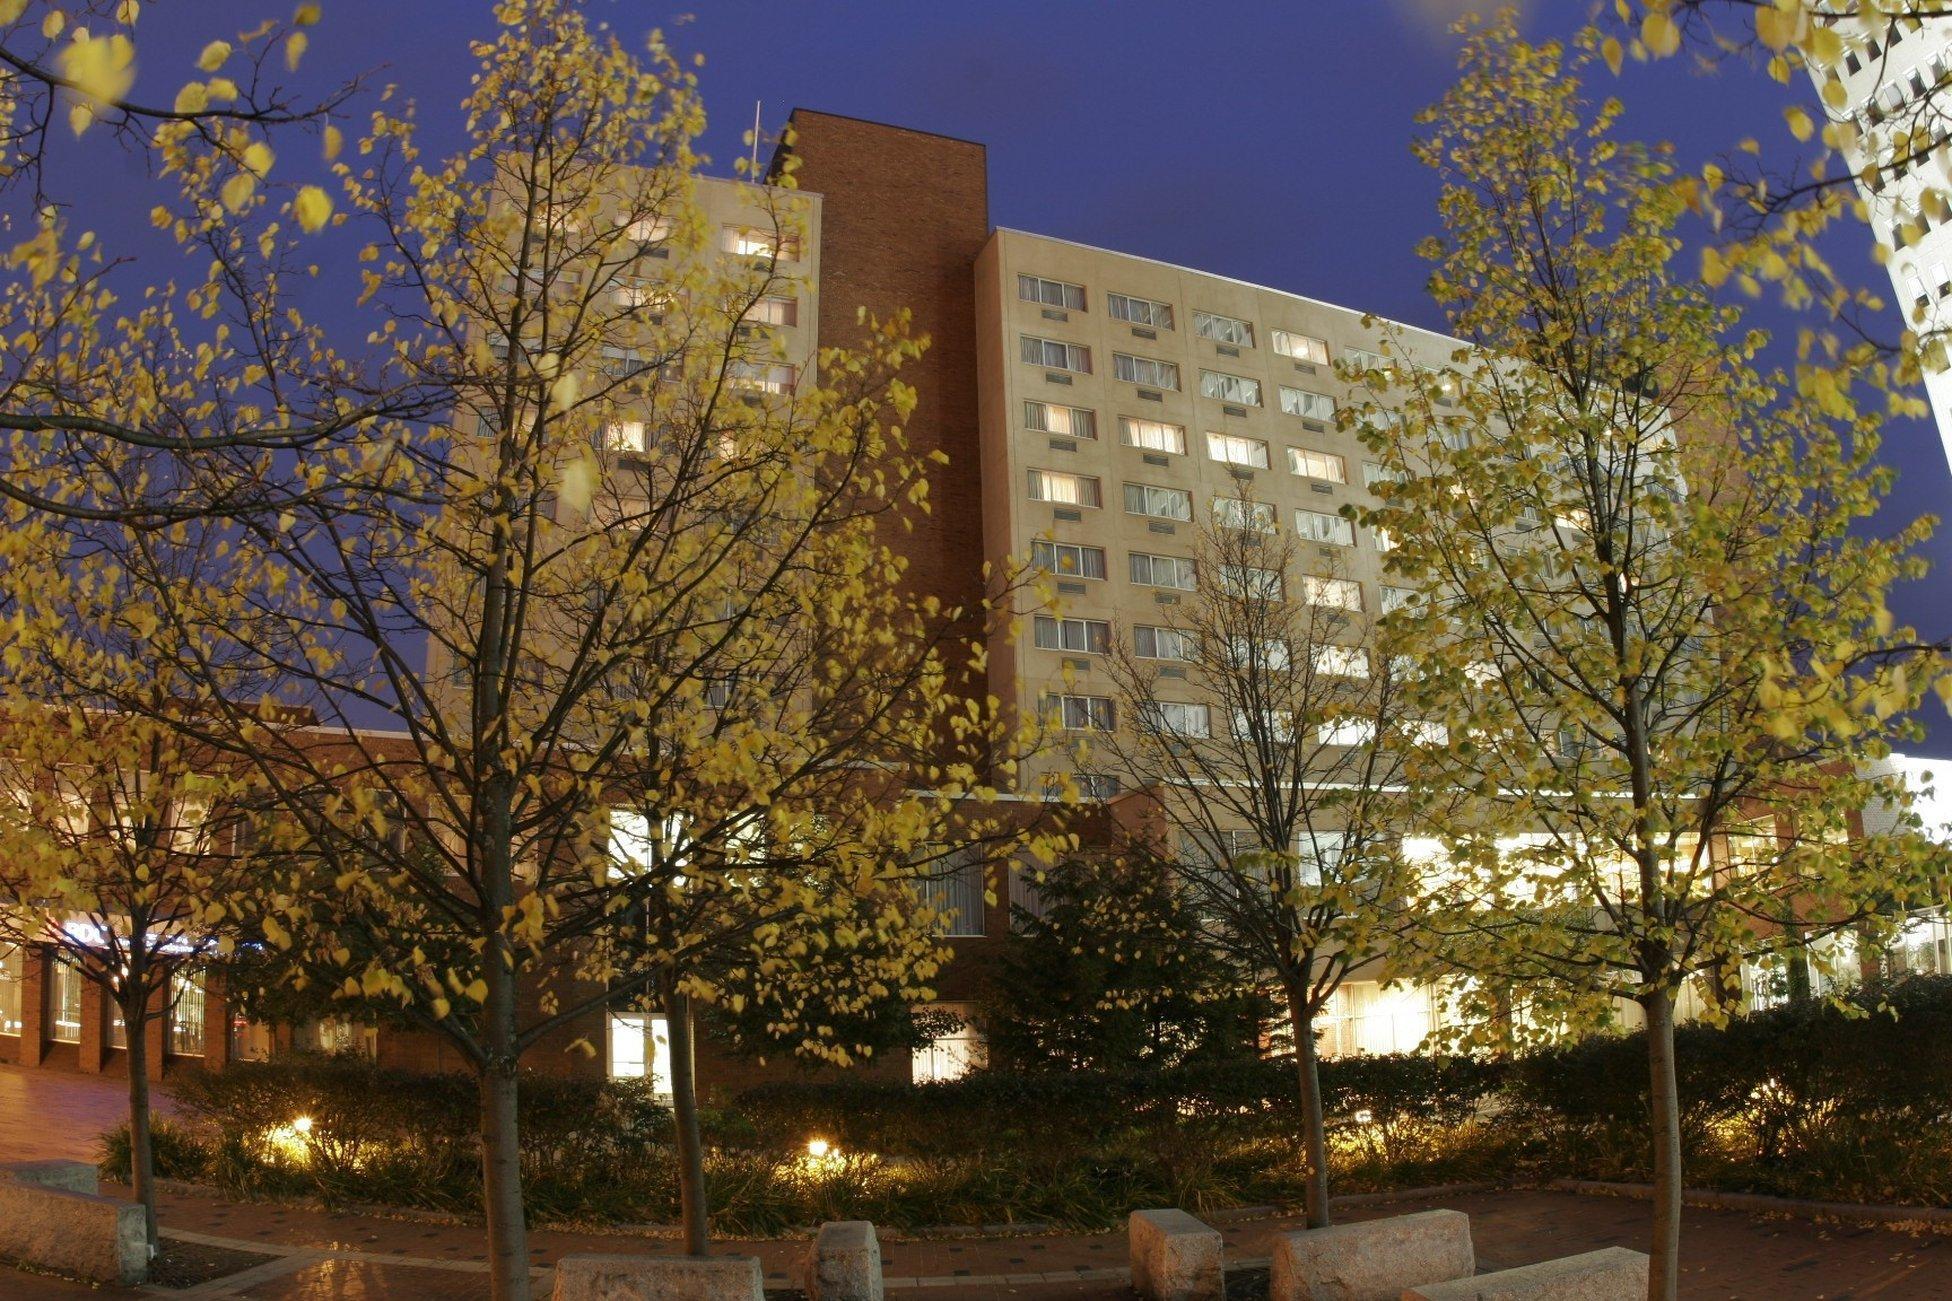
top-left (1041, 693), bottom-right (1433, 746)
top-left (1026, 402), bottom-right (1391, 481)
top-left (1018, 273), bottom-right (1377, 370)
top-left (1021, 334), bottom-right (1382, 399)
top-left (1028, 539), bottom-right (1415, 610)
top-left (1034, 615), bottom-right (1370, 674)
top-left (1025, 472), bottom-right (1387, 546)
top-left (0, 944), bottom-right (208, 1056)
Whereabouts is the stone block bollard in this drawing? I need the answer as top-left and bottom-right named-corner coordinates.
top-left (1401, 1246), bottom-right (1650, 1300)
top-left (1269, 1209), bottom-right (1475, 1301)
top-left (801, 1220), bottom-right (883, 1300)
top-left (550, 1252), bottom-right (764, 1300)
top-left (1128, 1207), bottom-right (1225, 1300)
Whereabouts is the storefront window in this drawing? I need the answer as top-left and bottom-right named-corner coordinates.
top-left (0, 944), bottom-right (21, 1036)
top-left (169, 968), bottom-right (207, 1057)
top-left (47, 956), bottom-right (82, 1044)
top-left (606, 1012), bottom-right (673, 1100)
top-left (911, 1004), bottom-right (985, 1084)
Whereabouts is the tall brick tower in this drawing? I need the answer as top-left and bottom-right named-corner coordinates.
top-left (770, 111), bottom-right (993, 658)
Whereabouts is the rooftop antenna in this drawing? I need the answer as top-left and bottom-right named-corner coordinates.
top-left (750, 101), bottom-right (762, 178)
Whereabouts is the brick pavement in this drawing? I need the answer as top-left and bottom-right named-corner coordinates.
top-left (2, 1064), bottom-right (1951, 1297)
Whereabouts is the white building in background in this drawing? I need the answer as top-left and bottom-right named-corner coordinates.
top-left (1809, 11), bottom-right (1952, 472)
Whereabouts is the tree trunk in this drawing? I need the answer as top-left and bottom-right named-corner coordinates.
top-left (479, 959), bottom-right (530, 1301)
top-left (1288, 994), bottom-right (1331, 1229)
top-left (1642, 989), bottom-right (1682, 1301)
top-left (664, 982), bottom-right (710, 1255)
top-left (122, 992), bottom-right (159, 1256)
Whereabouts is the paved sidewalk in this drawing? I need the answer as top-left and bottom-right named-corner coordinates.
top-left (3, 1064), bottom-right (1951, 1297)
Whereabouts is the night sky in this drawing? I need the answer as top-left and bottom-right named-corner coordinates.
top-left (45, 1), bottom-right (1952, 752)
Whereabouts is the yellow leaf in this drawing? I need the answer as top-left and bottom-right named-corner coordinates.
top-left (196, 40), bottom-right (231, 72)
top-left (294, 185), bottom-right (332, 233)
top-left (284, 30), bottom-right (306, 72)
top-left (1642, 11), bottom-right (1680, 58)
top-left (1784, 106), bottom-right (1813, 142)
top-left (323, 124), bottom-right (343, 161)
top-left (221, 172), bottom-right (256, 212)
top-left (173, 82), bottom-right (209, 114)
top-left (1601, 36), bottom-right (1623, 77)
top-left (242, 141), bottom-right (274, 176)
top-left (58, 34), bottom-right (137, 135)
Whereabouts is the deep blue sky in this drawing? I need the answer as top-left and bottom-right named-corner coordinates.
top-left (53, 1), bottom-right (1952, 752)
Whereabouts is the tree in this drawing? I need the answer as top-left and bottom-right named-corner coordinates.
top-left (1365, 19), bottom-right (1948, 1298)
top-left (982, 847), bottom-right (1268, 1073)
top-left (0, 3), bottom-right (1053, 1295)
top-left (1094, 503), bottom-right (1416, 1229)
top-left (0, 570), bottom-right (264, 1256)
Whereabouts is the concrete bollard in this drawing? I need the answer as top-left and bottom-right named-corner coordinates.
top-left (0, 1164), bottom-right (146, 1286)
top-left (1270, 1209), bottom-right (1475, 1301)
top-left (801, 1220), bottom-right (883, 1300)
top-left (1401, 1246), bottom-right (1650, 1300)
top-left (1128, 1208), bottom-right (1225, 1301)
top-left (550, 1252), bottom-right (764, 1300)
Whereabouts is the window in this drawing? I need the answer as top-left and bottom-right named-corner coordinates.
top-left (1019, 274), bottom-right (1086, 310)
top-left (1224, 635), bottom-right (1292, 672)
top-left (169, 967), bottom-right (207, 1056)
top-left (1206, 432), bottom-right (1271, 469)
top-left (622, 216), bottom-right (671, 245)
top-left (1028, 469), bottom-right (1103, 508)
top-left (912, 1003), bottom-right (986, 1084)
top-left (1313, 646), bottom-right (1371, 678)
top-left (1146, 700), bottom-right (1212, 738)
top-left (728, 361), bottom-right (795, 394)
top-left (1343, 347), bottom-right (1387, 374)
top-left (1124, 482), bottom-right (1193, 521)
top-left (1301, 575), bottom-right (1363, 610)
top-left (1022, 335), bottom-right (1092, 373)
top-left (1372, 527), bottom-right (1398, 553)
top-left (1107, 292), bottom-right (1174, 329)
top-left (1113, 352), bottom-right (1181, 389)
top-left (1200, 370), bottom-right (1262, 406)
top-left (1034, 615), bottom-right (1111, 654)
top-left (0, 944), bottom-right (20, 1036)
top-left (48, 955), bottom-right (81, 1045)
top-left (1133, 625), bottom-right (1197, 661)
top-left (917, 849), bottom-right (987, 936)
top-left (1129, 551), bottom-right (1197, 590)
top-left (1379, 585), bottom-right (1417, 613)
top-left (614, 281), bottom-right (662, 311)
top-left (721, 226), bottom-right (799, 261)
top-left (1318, 719), bottom-right (1377, 747)
top-left (1230, 709), bottom-right (1296, 743)
top-left (1024, 400), bottom-right (1098, 440)
top-left (1048, 693), bottom-right (1116, 731)
top-left (1120, 416), bottom-right (1187, 454)
top-left (1193, 310), bottom-right (1255, 347)
top-left (607, 1012), bottom-right (674, 1099)
top-left (1287, 447), bottom-right (1347, 482)
top-left (1272, 330), bottom-right (1330, 364)
top-left (1295, 508), bottom-right (1355, 546)
top-left (1281, 387), bottom-right (1337, 421)
top-left (1438, 422), bottom-right (1473, 452)
top-left (744, 296), bottom-right (799, 327)
top-left (1362, 462), bottom-right (1404, 490)
top-left (1032, 540), bottom-right (1107, 580)
top-left (1218, 564), bottom-right (1283, 599)
top-left (1212, 497), bottom-right (1277, 532)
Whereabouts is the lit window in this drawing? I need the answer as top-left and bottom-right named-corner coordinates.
top-left (1193, 310), bottom-right (1255, 348)
top-left (1288, 447), bottom-right (1347, 483)
top-left (1018, 274), bottom-right (1087, 311)
top-left (1218, 564), bottom-right (1283, 600)
top-left (1124, 482), bottom-right (1193, 521)
top-left (603, 420), bottom-right (647, 453)
top-left (1113, 352), bottom-right (1181, 389)
top-left (916, 850), bottom-right (988, 936)
top-left (48, 956), bottom-right (82, 1045)
top-left (168, 967), bottom-right (207, 1057)
top-left (1023, 400), bottom-right (1098, 440)
top-left (622, 216), bottom-right (671, 245)
top-left (1129, 551), bottom-right (1197, 591)
top-left (1133, 625), bottom-right (1197, 661)
top-left (1281, 387), bottom-right (1337, 422)
top-left (721, 226), bottom-right (800, 261)
top-left (1107, 293), bottom-right (1174, 329)
top-left (1047, 694), bottom-right (1116, 731)
top-left (1300, 576), bottom-right (1363, 610)
top-left (912, 1003), bottom-right (986, 1083)
top-left (0, 944), bottom-right (20, 1036)
top-left (1034, 616), bottom-right (1110, 654)
top-left (1318, 719), bottom-right (1377, 747)
top-left (1295, 508), bottom-right (1355, 546)
top-left (1313, 646), bottom-right (1371, 678)
top-left (1206, 432), bottom-right (1270, 469)
top-left (1031, 540), bottom-right (1107, 580)
top-left (1272, 331), bottom-right (1330, 364)
top-left (728, 361), bottom-right (795, 394)
top-left (1145, 700), bottom-right (1212, 738)
top-left (1343, 347), bottom-right (1388, 374)
top-left (1212, 497), bottom-right (1277, 533)
top-left (744, 296), bottom-right (799, 327)
top-left (1200, 370), bottom-right (1262, 406)
top-left (1022, 335), bottom-right (1092, 373)
top-left (1120, 416), bottom-right (1186, 454)
top-left (607, 1012), bottom-right (674, 1100)
top-left (1028, 469), bottom-right (1103, 508)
